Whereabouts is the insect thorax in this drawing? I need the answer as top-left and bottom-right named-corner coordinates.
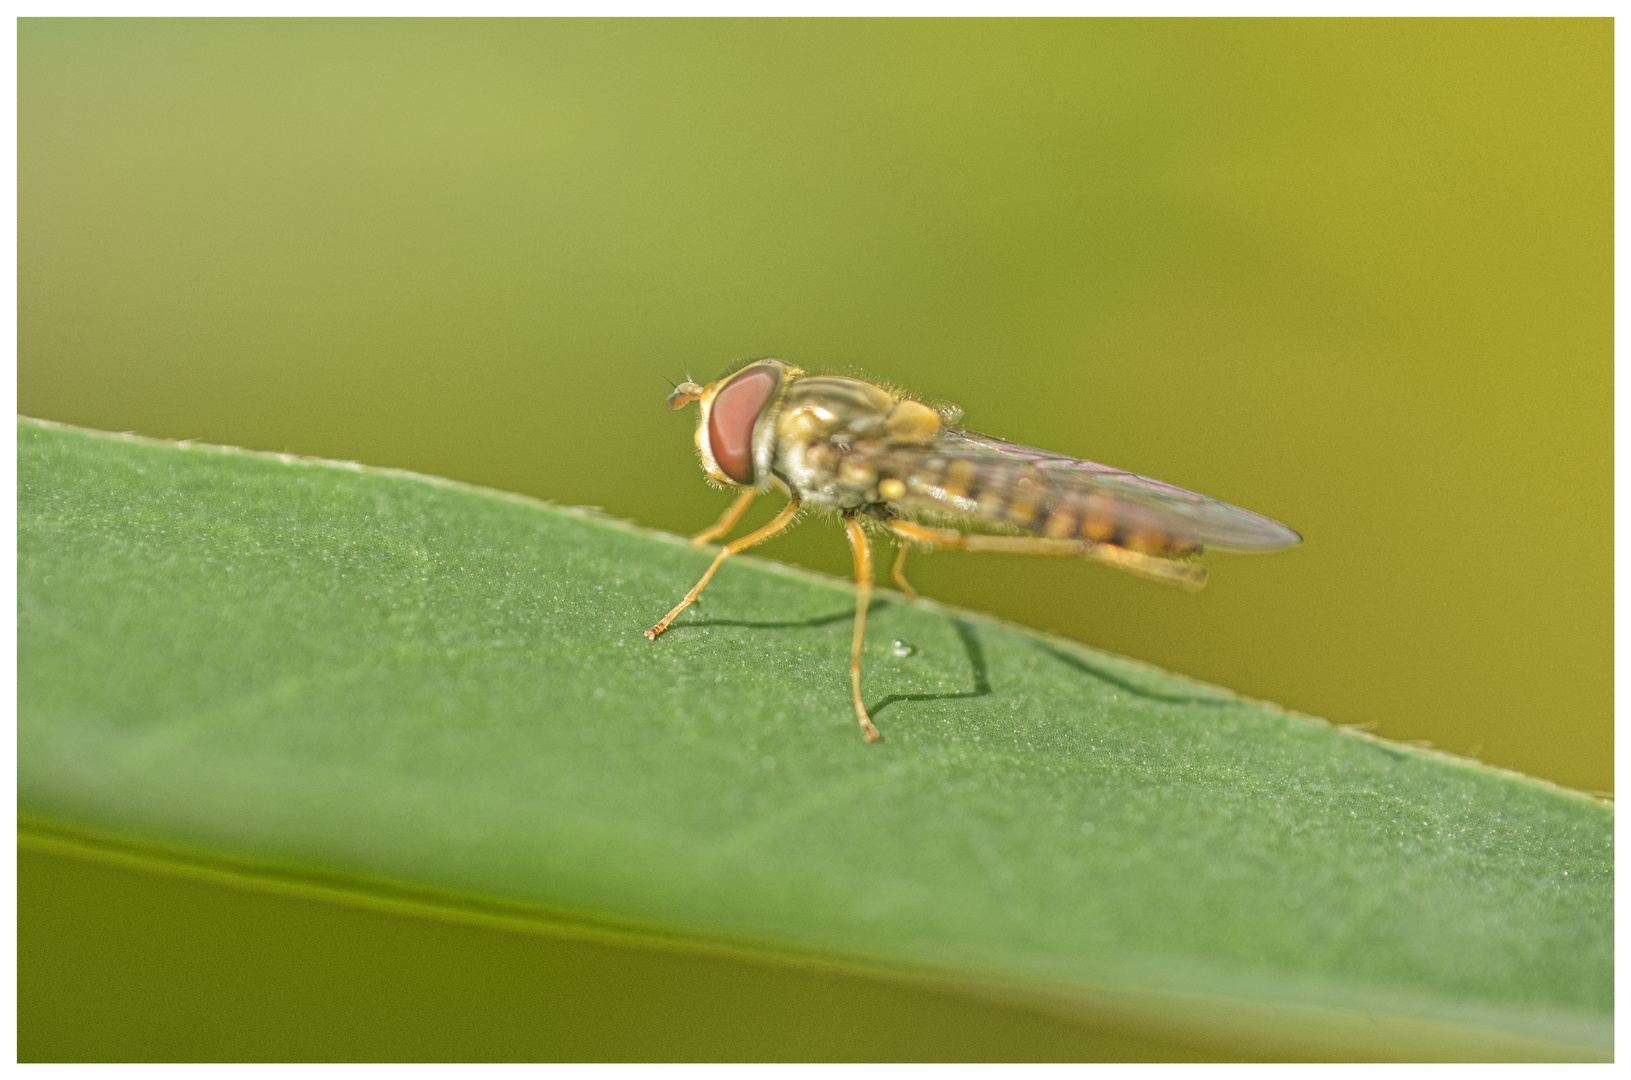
top-left (770, 376), bottom-right (942, 512)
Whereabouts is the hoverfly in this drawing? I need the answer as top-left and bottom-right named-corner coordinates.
top-left (646, 359), bottom-right (1300, 742)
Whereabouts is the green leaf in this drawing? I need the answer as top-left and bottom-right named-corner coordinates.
top-left (18, 418), bottom-right (1612, 1061)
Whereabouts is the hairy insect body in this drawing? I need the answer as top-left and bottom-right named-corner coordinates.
top-left (771, 376), bottom-right (935, 514)
top-left (772, 384), bottom-right (1199, 561)
top-left (648, 358), bottom-right (1300, 743)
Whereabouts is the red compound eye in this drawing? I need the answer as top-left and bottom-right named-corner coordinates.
top-left (707, 366), bottom-right (779, 484)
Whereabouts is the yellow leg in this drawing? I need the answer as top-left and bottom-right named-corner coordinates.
top-left (845, 518), bottom-right (883, 742)
top-left (891, 542), bottom-right (918, 600)
top-left (690, 488), bottom-right (757, 547)
top-left (646, 499), bottom-right (802, 639)
top-left (886, 520), bottom-right (1206, 591)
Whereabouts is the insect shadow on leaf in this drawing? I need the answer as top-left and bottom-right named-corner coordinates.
top-left (663, 602), bottom-right (993, 722)
top-left (669, 605), bottom-right (859, 632)
top-left (1033, 641), bottom-right (1244, 708)
top-left (869, 618), bottom-right (991, 719)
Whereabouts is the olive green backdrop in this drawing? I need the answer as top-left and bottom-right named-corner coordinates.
top-left (17, 16), bottom-right (1613, 1061)
top-left (21, 19), bottom-right (1610, 793)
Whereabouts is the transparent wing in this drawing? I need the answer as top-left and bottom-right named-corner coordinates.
top-left (862, 429), bottom-right (1301, 552)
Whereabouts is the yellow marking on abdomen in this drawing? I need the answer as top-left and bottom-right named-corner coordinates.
top-left (1079, 494), bottom-right (1118, 542)
top-left (1043, 506), bottom-right (1076, 538)
top-left (1126, 529), bottom-right (1172, 555)
top-left (975, 471), bottom-right (1009, 519)
top-left (942, 459), bottom-right (977, 498)
top-left (1005, 493), bottom-right (1040, 529)
top-left (1082, 518), bottom-right (1116, 542)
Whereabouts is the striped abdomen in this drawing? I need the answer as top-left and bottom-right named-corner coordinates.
top-left (883, 451), bottom-right (1203, 559)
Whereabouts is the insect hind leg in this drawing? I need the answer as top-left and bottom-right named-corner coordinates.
top-left (886, 520), bottom-right (1206, 591)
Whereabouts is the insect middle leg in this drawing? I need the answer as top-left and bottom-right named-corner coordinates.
top-left (844, 517), bottom-right (883, 743)
top-left (645, 498), bottom-right (802, 640)
top-left (689, 488), bottom-right (757, 547)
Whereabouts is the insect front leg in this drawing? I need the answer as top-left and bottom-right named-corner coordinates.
top-left (844, 517), bottom-right (883, 743)
top-left (645, 498), bottom-right (802, 640)
top-left (689, 488), bottom-right (757, 547)
top-left (886, 520), bottom-right (1206, 590)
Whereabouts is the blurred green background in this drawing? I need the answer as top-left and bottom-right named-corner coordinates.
top-left (20, 20), bottom-right (1610, 796)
